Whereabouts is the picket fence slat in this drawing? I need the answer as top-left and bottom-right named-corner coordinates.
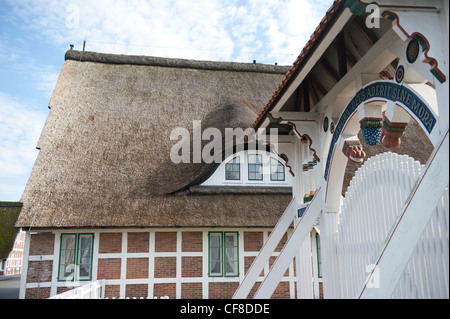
top-left (337, 152), bottom-right (449, 299)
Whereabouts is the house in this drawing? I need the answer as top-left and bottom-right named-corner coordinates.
top-left (16, 0), bottom-right (449, 300)
top-left (15, 50), bottom-right (315, 299)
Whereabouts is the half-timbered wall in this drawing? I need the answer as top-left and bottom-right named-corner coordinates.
top-left (21, 228), bottom-right (298, 299)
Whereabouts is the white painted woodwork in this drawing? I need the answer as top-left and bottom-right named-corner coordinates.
top-left (336, 135), bottom-right (449, 299)
top-left (232, 198), bottom-right (297, 299)
top-left (200, 149), bottom-right (293, 187)
top-left (48, 280), bottom-right (106, 299)
top-left (358, 131), bottom-right (449, 299)
top-left (254, 188), bottom-right (322, 299)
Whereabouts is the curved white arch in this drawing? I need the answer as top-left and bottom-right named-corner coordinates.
top-left (324, 80), bottom-right (439, 210)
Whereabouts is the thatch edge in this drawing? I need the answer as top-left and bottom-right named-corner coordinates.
top-left (65, 50), bottom-right (291, 74)
top-left (187, 186), bottom-right (292, 195)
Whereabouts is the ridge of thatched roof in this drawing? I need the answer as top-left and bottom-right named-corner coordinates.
top-left (65, 50), bottom-right (290, 74)
top-left (17, 51), bottom-right (291, 228)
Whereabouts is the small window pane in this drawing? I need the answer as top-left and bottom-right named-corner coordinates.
top-left (248, 155), bottom-right (263, 181)
top-left (225, 156), bottom-right (240, 180)
top-left (59, 235), bottom-right (76, 281)
top-left (225, 233), bottom-right (238, 276)
top-left (270, 158), bottom-right (285, 181)
top-left (209, 233), bottom-right (222, 276)
top-left (77, 235), bottom-right (93, 280)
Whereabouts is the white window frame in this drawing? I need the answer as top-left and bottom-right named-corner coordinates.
top-left (201, 150), bottom-right (290, 187)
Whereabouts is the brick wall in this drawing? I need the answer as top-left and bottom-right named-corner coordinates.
top-left (209, 282), bottom-right (239, 299)
top-left (126, 258), bottom-right (149, 279)
top-left (182, 232), bottom-right (202, 252)
top-left (244, 231), bottom-right (263, 251)
top-left (181, 282), bottom-right (202, 299)
top-left (24, 233), bottom-right (55, 299)
top-left (155, 232), bottom-right (177, 252)
top-left (99, 233), bottom-right (122, 253)
top-left (127, 232), bottom-right (149, 253)
top-left (29, 233), bottom-right (54, 255)
top-left (23, 228), bottom-right (303, 299)
top-left (154, 257), bottom-right (176, 278)
top-left (98, 258), bottom-right (121, 279)
top-left (182, 256), bottom-right (202, 277)
top-left (27, 260), bottom-right (53, 283)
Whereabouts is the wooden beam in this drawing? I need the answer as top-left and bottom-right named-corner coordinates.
top-left (270, 112), bottom-right (321, 123)
top-left (265, 9), bottom-right (354, 115)
top-left (254, 188), bottom-right (323, 299)
top-left (309, 79), bottom-right (321, 105)
top-left (353, 16), bottom-right (378, 46)
top-left (336, 31), bottom-right (347, 78)
top-left (319, 58), bottom-right (340, 83)
top-left (308, 73), bottom-right (328, 97)
top-left (232, 198), bottom-right (297, 299)
top-left (302, 78), bottom-right (311, 112)
top-left (313, 28), bottom-right (399, 113)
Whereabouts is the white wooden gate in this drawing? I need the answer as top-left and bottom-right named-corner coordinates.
top-left (337, 152), bottom-right (449, 299)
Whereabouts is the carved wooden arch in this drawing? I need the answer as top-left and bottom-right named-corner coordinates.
top-left (324, 80), bottom-right (439, 211)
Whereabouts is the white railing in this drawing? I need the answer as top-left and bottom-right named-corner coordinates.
top-left (254, 188), bottom-right (322, 299)
top-left (49, 280), bottom-right (105, 299)
top-left (233, 197), bottom-right (298, 299)
top-left (48, 280), bottom-right (171, 299)
top-left (337, 152), bottom-right (449, 299)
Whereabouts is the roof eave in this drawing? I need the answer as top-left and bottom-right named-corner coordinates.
top-left (253, 0), bottom-right (352, 129)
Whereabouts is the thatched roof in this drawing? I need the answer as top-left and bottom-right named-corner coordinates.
top-left (0, 202), bottom-right (22, 259)
top-left (16, 51), bottom-right (291, 228)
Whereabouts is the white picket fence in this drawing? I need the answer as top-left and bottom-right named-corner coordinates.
top-left (49, 280), bottom-right (106, 299)
top-left (48, 280), bottom-right (171, 299)
top-left (337, 152), bottom-right (449, 299)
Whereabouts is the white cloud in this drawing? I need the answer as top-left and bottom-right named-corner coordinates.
top-left (6, 0), bottom-right (333, 64)
top-left (0, 0), bottom-right (335, 201)
top-left (0, 92), bottom-right (47, 200)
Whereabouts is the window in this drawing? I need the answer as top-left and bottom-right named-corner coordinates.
top-left (316, 233), bottom-right (322, 278)
top-left (270, 158), bottom-right (285, 181)
top-left (225, 156), bottom-right (240, 180)
top-left (58, 234), bottom-right (94, 281)
top-left (201, 150), bottom-right (292, 187)
top-left (248, 154), bottom-right (263, 180)
top-left (208, 232), bottom-right (239, 277)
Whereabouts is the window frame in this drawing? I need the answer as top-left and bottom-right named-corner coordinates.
top-left (208, 232), bottom-right (223, 277)
top-left (58, 233), bottom-right (94, 282)
top-left (225, 156), bottom-right (241, 181)
top-left (208, 232), bottom-right (239, 277)
top-left (248, 154), bottom-right (263, 181)
top-left (316, 233), bottom-right (322, 278)
top-left (270, 158), bottom-right (285, 181)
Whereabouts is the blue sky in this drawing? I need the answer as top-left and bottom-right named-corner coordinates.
top-left (0, 0), bottom-right (333, 201)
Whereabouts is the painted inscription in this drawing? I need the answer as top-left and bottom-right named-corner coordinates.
top-left (324, 81), bottom-right (436, 181)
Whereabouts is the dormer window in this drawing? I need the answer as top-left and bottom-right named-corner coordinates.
top-left (248, 154), bottom-right (263, 181)
top-left (200, 150), bottom-right (292, 187)
top-left (270, 158), bottom-right (285, 181)
top-left (225, 156), bottom-right (240, 180)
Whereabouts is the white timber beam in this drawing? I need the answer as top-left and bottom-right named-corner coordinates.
top-left (254, 188), bottom-right (322, 299)
top-left (232, 198), bottom-right (297, 299)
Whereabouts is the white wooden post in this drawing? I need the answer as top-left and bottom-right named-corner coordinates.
top-left (297, 234), bottom-right (313, 299)
top-left (320, 210), bottom-right (341, 299)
